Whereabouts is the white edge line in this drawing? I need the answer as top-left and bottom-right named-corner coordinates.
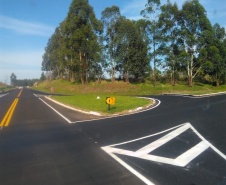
top-left (33, 94), bottom-right (160, 125)
top-left (110, 123), bottom-right (188, 147)
top-left (0, 93), bottom-right (9, 98)
top-left (38, 97), bottom-right (72, 124)
top-left (44, 95), bottom-right (100, 116)
top-left (71, 98), bottom-right (161, 124)
top-left (101, 147), bottom-right (155, 185)
top-left (189, 124), bottom-right (226, 160)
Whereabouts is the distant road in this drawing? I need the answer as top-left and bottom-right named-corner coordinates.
top-left (0, 88), bottom-right (225, 185)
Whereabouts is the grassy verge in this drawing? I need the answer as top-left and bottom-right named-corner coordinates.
top-left (32, 80), bottom-right (225, 114)
top-left (33, 80), bottom-right (226, 96)
top-left (0, 86), bottom-right (15, 93)
top-left (51, 94), bottom-right (152, 114)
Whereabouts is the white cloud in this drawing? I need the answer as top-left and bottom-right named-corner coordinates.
top-left (0, 15), bottom-right (54, 37)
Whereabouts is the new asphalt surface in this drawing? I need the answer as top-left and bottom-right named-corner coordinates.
top-left (0, 88), bottom-right (225, 185)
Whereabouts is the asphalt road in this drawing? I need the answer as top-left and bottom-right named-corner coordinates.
top-left (0, 88), bottom-right (225, 185)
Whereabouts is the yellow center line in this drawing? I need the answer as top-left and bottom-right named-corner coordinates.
top-left (0, 98), bottom-right (18, 127)
top-left (0, 89), bottom-right (22, 127)
top-left (4, 98), bottom-right (19, 127)
top-left (17, 89), bottom-right (23, 97)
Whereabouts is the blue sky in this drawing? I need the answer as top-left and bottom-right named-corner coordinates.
top-left (0, 0), bottom-right (225, 84)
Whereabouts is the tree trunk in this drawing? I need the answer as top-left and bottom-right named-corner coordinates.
top-left (171, 62), bottom-right (175, 86)
top-left (216, 75), bottom-right (219, 87)
top-left (171, 48), bottom-right (175, 86)
top-left (67, 67), bottom-right (70, 81)
top-left (60, 72), bottom-right (63, 80)
top-left (85, 55), bottom-right (88, 84)
top-left (187, 59), bottom-right (190, 86)
top-left (109, 31), bottom-right (114, 83)
top-left (71, 73), bottom-right (75, 82)
top-left (189, 49), bottom-right (194, 87)
top-left (70, 55), bottom-right (75, 82)
top-left (79, 51), bottom-right (84, 84)
top-left (153, 31), bottom-right (157, 87)
top-left (124, 71), bottom-right (129, 84)
top-left (189, 76), bottom-right (193, 87)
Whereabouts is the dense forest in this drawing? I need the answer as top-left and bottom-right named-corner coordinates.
top-left (42, 0), bottom-right (226, 87)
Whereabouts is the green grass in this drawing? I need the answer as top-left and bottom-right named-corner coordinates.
top-left (51, 94), bottom-right (151, 114)
top-left (0, 85), bottom-right (15, 93)
top-left (33, 80), bottom-right (226, 96)
top-left (33, 80), bottom-right (226, 114)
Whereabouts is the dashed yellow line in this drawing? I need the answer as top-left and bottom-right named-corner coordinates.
top-left (0, 89), bottom-right (22, 127)
top-left (17, 89), bottom-right (23, 97)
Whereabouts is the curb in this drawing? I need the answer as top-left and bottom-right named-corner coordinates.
top-left (162, 91), bottom-right (226, 97)
top-left (44, 96), bottom-right (157, 118)
top-left (45, 96), bottom-right (101, 116)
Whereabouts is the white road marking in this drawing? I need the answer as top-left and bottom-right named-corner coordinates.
top-left (44, 95), bottom-right (98, 115)
top-left (189, 124), bottom-right (226, 160)
top-left (0, 93), bottom-right (9, 98)
top-left (175, 141), bottom-right (209, 166)
top-left (136, 124), bottom-right (190, 155)
top-left (38, 98), bottom-right (72, 123)
top-left (71, 97), bottom-right (161, 124)
top-left (102, 147), bottom-right (155, 185)
top-left (110, 123), bottom-right (186, 147)
top-left (102, 122), bottom-right (226, 185)
top-left (33, 93), bottom-right (161, 124)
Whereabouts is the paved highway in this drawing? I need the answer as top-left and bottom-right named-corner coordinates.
top-left (0, 88), bottom-right (225, 185)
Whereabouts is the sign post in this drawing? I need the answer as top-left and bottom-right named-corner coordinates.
top-left (106, 97), bottom-right (115, 111)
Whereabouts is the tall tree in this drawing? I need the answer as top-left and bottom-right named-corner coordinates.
top-left (203, 23), bottom-right (226, 86)
top-left (10, 73), bottom-right (17, 86)
top-left (101, 6), bottom-right (121, 82)
top-left (40, 72), bottom-right (46, 81)
top-left (141, 0), bottom-right (161, 87)
top-left (115, 18), bottom-right (149, 82)
top-left (64, 0), bottom-right (102, 84)
top-left (178, 0), bottom-right (212, 87)
top-left (159, 0), bottom-right (180, 86)
top-left (42, 26), bottom-right (66, 80)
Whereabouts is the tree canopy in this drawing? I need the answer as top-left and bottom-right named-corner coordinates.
top-left (41, 0), bottom-right (226, 86)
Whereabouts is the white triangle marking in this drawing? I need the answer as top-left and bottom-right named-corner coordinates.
top-left (102, 122), bottom-right (226, 185)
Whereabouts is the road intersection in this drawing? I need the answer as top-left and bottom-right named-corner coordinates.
top-left (0, 88), bottom-right (225, 185)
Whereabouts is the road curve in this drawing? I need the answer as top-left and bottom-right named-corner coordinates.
top-left (0, 88), bottom-right (225, 185)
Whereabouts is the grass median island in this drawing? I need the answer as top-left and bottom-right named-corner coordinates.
top-left (51, 94), bottom-right (152, 114)
top-left (33, 80), bottom-right (226, 114)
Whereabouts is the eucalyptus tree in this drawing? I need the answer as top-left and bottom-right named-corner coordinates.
top-left (205, 24), bottom-right (226, 86)
top-left (178, 0), bottom-right (212, 87)
top-left (135, 19), bottom-right (151, 47)
top-left (42, 32), bottom-right (58, 79)
top-left (158, 0), bottom-right (180, 86)
top-left (64, 0), bottom-right (102, 83)
top-left (141, 0), bottom-right (161, 87)
top-left (42, 26), bottom-right (66, 80)
top-left (101, 6), bottom-right (121, 82)
top-left (115, 18), bottom-right (149, 82)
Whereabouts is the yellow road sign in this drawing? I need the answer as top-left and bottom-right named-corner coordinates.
top-left (106, 97), bottom-right (115, 105)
